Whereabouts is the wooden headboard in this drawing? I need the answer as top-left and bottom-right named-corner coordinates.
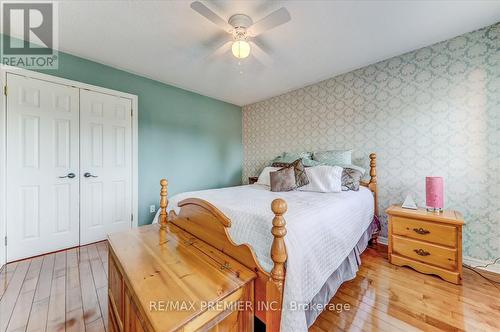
top-left (360, 153), bottom-right (378, 216)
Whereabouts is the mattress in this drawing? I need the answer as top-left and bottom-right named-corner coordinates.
top-left (154, 184), bottom-right (374, 331)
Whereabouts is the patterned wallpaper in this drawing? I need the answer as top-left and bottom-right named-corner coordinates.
top-left (242, 23), bottom-right (499, 261)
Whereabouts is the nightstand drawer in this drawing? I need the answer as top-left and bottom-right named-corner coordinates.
top-left (392, 235), bottom-right (457, 271)
top-left (392, 216), bottom-right (457, 247)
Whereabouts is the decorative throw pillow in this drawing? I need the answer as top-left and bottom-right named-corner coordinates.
top-left (256, 167), bottom-right (281, 186)
top-left (338, 164), bottom-right (366, 176)
top-left (298, 165), bottom-right (343, 193)
top-left (288, 159), bottom-right (309, 188)
top-left (312, 150), bottom-right (352, 165)
top-left (270, 151), bottom-right (313, 166)
top-left (341, 168), bottom-right (364, 191)
top-left (270, 155), bottom-right (285, 165)
top-left (270, 167), bottom-right (297, 192)
top-left (283, 151), bottom-right (313, 160)
top-left (272, 158), bottom-right (322, 168)
top-left (271, 161), bottom-right (291, 168)
top-left (301, 158), bottom-right (323, 167)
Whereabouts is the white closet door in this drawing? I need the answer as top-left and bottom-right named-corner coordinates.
top-left (80, 90), bottom-right (132, 244)
top-left (6, 73), bottom-right (80, 261)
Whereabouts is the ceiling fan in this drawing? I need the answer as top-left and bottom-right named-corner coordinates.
top-left (190, 1), bottom-right (291, 64)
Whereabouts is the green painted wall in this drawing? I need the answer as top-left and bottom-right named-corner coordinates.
top-left (6, 42), bottom-right (243, 225)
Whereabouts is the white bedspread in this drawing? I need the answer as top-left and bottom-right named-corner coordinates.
top-left (154, 184), bottom-right (374, 331)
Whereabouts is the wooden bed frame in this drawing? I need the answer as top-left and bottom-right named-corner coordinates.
top-left (158, 153), bottom-right (378, 331)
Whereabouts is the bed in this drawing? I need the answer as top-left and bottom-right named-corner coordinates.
top-left (155, 153), bottom-right (378, 331)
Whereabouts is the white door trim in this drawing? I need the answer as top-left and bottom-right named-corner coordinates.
top-left (0, 65), bottom-right (139, 265)
top-left (0, 71), bottom-right (5, 269)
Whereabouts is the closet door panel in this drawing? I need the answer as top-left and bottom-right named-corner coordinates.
top-left (6, 73), bottom-right (80, 261)
top-left (80, 90), bottom-right (132, 244)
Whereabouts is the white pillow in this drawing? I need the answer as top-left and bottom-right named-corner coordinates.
top-left (256, 167), bottom-right (281, 186)
top-left (298, 165), bottom-right (343, 193)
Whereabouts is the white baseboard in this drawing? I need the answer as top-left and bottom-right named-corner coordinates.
top-left (463, 256), bottom-right (500, 274)
top-left (374, 236), bottom-right (499, 274)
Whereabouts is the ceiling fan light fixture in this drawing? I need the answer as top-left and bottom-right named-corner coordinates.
top-left (232, 40), bottom-right (250, 59)
top-left (191, 2), bottom-right (291, 64)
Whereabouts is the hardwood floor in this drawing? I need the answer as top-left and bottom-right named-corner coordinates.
top-left (310, 246), bottom-right (500, 332)
top-left (0, 243), bottom-right (498, 331)
top-left (0, 242), bottom-right (109, 332)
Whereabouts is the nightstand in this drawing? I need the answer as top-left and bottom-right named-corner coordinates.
top-left (386, 205), bottom-right (464, 284)
top-left (249, 176), bottom-right (258, 184)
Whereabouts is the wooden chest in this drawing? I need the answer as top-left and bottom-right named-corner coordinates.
top-left (107, 223), bottom-right (256, 331)
top-left (386, 205), bottom-right (464, 284)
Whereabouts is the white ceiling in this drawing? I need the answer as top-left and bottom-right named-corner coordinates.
top-left (27, 1), bottom-right (500, 105)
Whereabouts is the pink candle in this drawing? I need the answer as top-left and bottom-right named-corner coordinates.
top-left (426, 177), bottom-right (444, 212)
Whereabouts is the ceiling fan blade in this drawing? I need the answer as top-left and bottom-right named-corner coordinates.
top-left (204, 32), bottom-right (232, 50)
top-left (250, 37), bottom-right (272, 54)
top-left (250, 41), bottom-right (273, 66)
top-left (211, 40), bottom-right (233, 58)
top-left (191, 1), bottom-right (233, 32)
top-left (248, 7), bottom-right (291, 36)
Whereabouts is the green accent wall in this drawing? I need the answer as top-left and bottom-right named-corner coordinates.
top-left (6, 42), bottom-right (243, 225)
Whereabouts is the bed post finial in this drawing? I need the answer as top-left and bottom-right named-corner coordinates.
top-left (267, 198), bottom-right (288, 331)
top-left (159, 179), bottom-right (168, 229)
top-left (369, 153), bottom-right (379, 216)
top-left (369, 153), bottom-right (377, 185)
top-left (270, 199), bottom-right (287, 289)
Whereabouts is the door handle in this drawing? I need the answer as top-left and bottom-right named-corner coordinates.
top-left (59, 172), bottom-right (76, 179)
top-left (84, 172), bottom-right (98, 178)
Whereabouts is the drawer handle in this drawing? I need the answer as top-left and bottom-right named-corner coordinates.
top-left (413, 248), bottom-right (430, 256)
top-left (413, 227), bottom-right (430, 235)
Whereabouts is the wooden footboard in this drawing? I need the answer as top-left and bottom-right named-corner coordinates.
top-left (159, 180), bottom-right (287, 331)
top-left (157, 153), bottom-right (378, 331)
